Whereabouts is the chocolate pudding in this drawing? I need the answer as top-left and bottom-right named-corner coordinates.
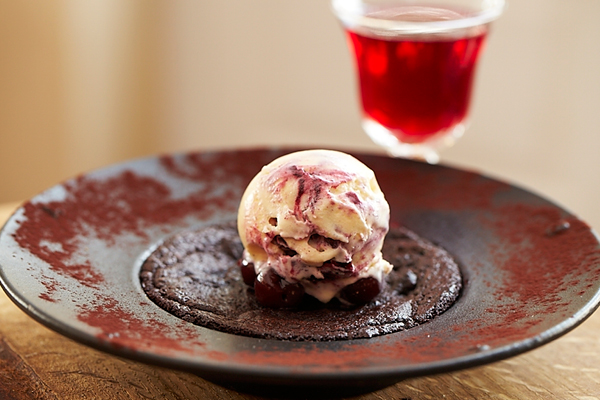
top-left (139, 221), bottom-right (462, 341)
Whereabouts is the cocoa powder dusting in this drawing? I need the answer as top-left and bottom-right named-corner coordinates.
top-left (371, 161), bottom-right (511, 212)
top-left (369, 157), bottom-right (600, 347)
top-left (11, 151), bottom-right (276, 302)
top-left (76, 294), bottom-right (209, 354)
top-left (480, 204), bottom-right (600, 342)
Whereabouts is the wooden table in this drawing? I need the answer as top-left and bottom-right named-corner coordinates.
top-left (1, 201), bottom-right (600, 399)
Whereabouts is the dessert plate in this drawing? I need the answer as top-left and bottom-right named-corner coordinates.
top-left (1, 148), bottom-right (600, 396)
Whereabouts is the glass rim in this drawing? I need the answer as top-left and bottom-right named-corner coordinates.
top-left (331, 0), bottom-right (506, 34)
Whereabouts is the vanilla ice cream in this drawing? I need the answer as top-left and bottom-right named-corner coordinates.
top-left (237, 149), bottom-right (392, 305)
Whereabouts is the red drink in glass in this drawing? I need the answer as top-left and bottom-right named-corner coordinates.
top-left (347, 28), bottom-right (487, 144)
top-left (332, 1), bottom-right (504, 162)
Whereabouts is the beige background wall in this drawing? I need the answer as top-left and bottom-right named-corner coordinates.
top-left (1, 1), bottom-right (599, 230)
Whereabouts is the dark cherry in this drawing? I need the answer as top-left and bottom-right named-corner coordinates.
top-left (340, 277), bottom-right (381, 305)
top-left (254, 269), bottom-right (305, 308)
top-left (238, 259), bottom-right (257, 287)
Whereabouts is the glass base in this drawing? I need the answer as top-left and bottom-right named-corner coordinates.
top-left (362, 118), bottom-right (467, 164)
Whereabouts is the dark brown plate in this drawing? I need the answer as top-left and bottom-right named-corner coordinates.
top-left (1, 148), bottom-right (599, 397)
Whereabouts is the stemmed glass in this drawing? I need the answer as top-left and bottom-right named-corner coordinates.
top-left (332, 0), bottom-right (505, 163)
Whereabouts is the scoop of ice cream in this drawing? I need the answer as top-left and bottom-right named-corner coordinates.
top-left (237, 149), bottom-right (392, 305)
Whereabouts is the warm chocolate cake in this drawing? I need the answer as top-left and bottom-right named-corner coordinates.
top-left (139, 221), bottom-right (462, 341)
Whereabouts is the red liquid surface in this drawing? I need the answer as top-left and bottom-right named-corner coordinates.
top-left (347, 28), bottom-right (487, 143)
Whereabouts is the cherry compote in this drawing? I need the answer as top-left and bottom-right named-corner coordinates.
top-left (254, 269), bottom-right (305, 308)
top-left (239, 260), bottom-right (383, 308)
top-left (238, 259), bottom-right (257, 287)
top-left (340, 277), bottom-right (381, 305)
